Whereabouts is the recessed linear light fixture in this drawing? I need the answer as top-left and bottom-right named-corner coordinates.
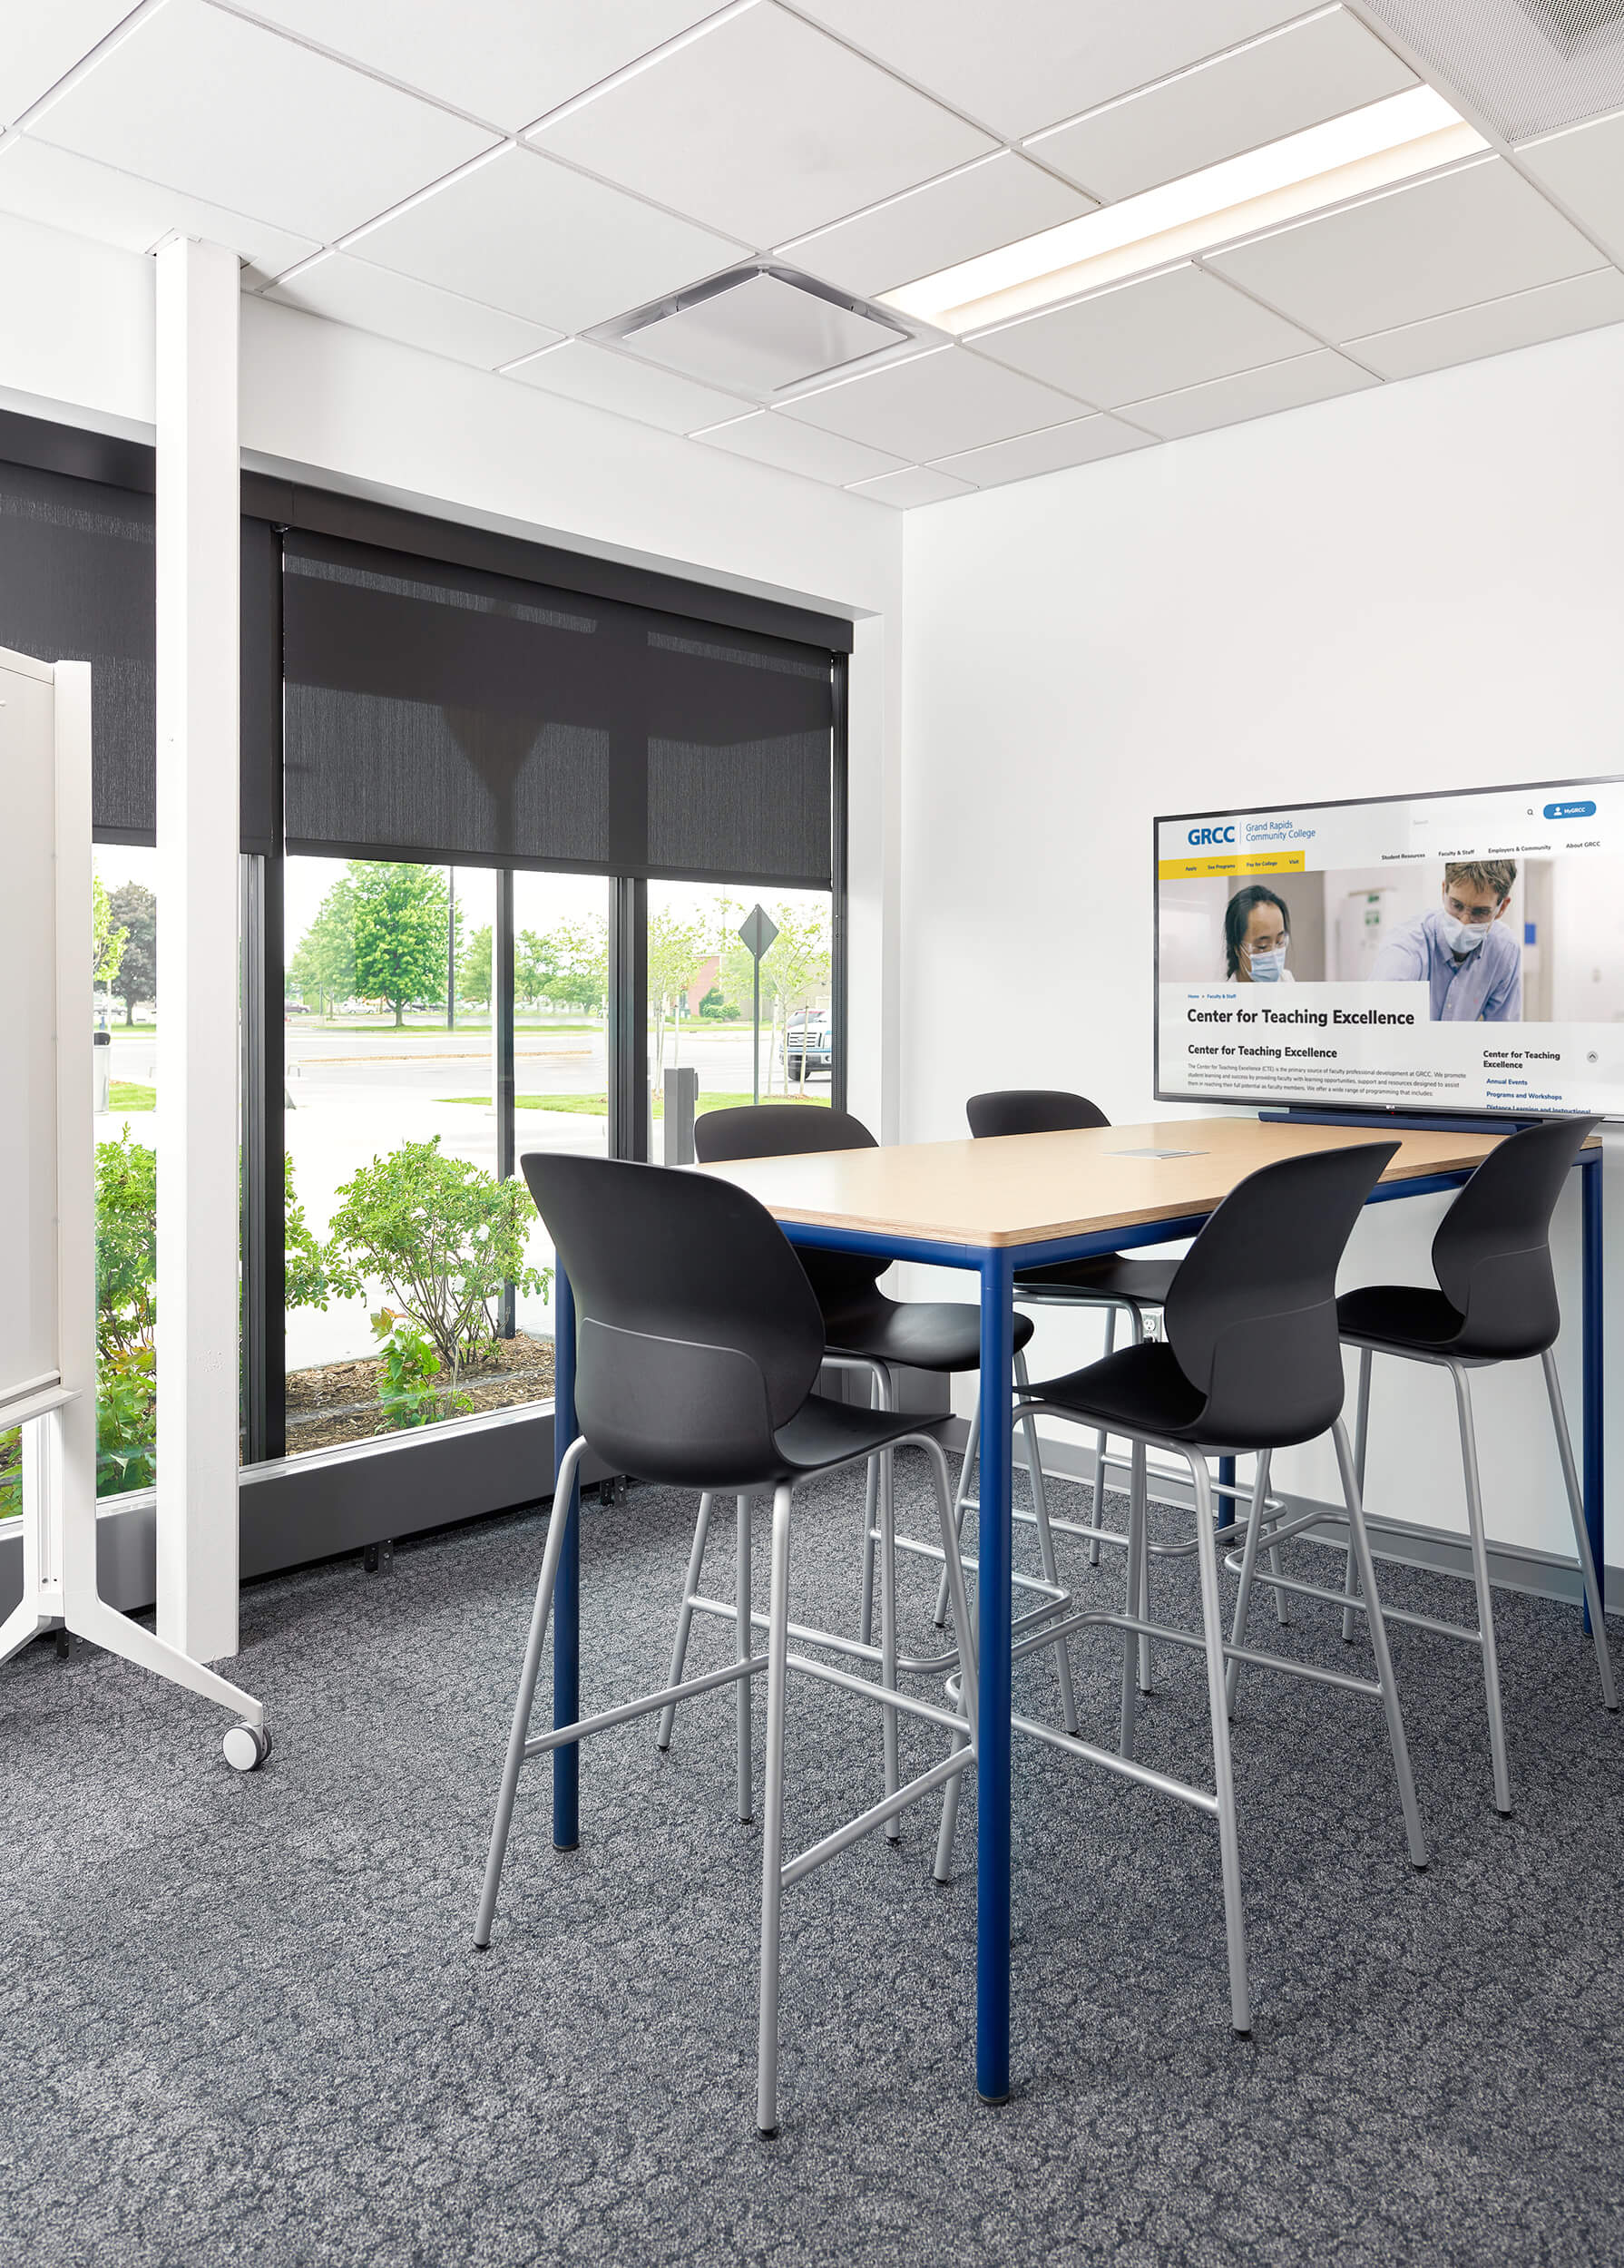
top-left (880, 85), bottom-right (1486, 335)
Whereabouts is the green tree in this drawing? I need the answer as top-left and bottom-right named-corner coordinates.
top-left (348, 862), bottom-right (449, 1027)
top-left (515, 926), bottom-right (560, 1008)
top-left (92, 871), bottom-right (129, 1005)
top-left (324, 1138), bottom-right (548, 1382)
top-left (761, 903), bottom-right (831, 1094)
top-left (647, 907), bottom-right (708, 1074)
top-left (106, 882), bottom-right (156, 1026)
top-left (458, 922), bottom-right (493, 1007)
top-left (289, 874), bottom-right (357, 1017)
top-left (550, 915), bottom-right (610, 1014)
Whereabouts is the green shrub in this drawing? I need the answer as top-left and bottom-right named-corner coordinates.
top-left (0, 1427), bottom-right (20, 1522)
top-left (325, 1139), bottom-right (549, 1383)
top-left (95, 1126), bottom-right (157, 1359)
top-left (97, 1346), bottom-right (156, 1497)
top-left (370, 1309), bottom-right (473, 1429)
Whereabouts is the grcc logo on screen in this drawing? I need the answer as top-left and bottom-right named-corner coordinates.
top-left (1188, 825), bottom-right (1236, 846)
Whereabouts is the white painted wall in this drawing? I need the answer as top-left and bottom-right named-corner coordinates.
top-left (900, 318), bottom-right (1624, 1563)
top-left (0, 208), bottom-right (905, 1124)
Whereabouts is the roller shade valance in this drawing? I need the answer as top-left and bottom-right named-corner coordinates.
top-left (281, 533), bottom-right (834, 887)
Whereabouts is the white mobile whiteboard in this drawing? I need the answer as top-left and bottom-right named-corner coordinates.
top-left (0, 646), bottom-right (63, 1423)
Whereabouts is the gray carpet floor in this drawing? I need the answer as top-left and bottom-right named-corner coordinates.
top-left (3, 1454), bottom-right (1622, 2268)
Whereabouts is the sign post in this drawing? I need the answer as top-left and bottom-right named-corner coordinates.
top-left (737, 904), bottom-right (778, 1106)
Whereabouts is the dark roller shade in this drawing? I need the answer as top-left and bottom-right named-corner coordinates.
top-left (0, 456), bottom-right (278, 847)
top-left (0, 461), bottom-right (154, 836)
top-left (282, 532), bottom-right (834, 885)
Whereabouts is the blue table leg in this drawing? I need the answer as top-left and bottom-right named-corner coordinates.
top-left (553, 1265), bottom-right (581, 1850)
top-left (1218, 1456), bottom-right (1236, 1529)
top-left (976, 1248), bottom-right (1014, 2105)
top-left (1582, 1153), bottom-right (1604, 1639)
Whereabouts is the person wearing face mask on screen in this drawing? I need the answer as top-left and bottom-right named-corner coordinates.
top-left (1224, 884), bottom-right (1294, 985)
top-left (1369, 859), bottom-right (1522, 1022)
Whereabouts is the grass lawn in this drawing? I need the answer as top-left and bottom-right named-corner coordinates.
top-left (108, 1080), bottom-right (156, 1111)
top-left (441, 1091), bottom-right (829, 1116)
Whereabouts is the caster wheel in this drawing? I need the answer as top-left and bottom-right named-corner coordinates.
top-left (223, 1722), bottom-right (271, 1772)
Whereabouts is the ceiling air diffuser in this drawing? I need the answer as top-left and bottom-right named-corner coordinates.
top-left (600, 265), bottom-right (913, 396)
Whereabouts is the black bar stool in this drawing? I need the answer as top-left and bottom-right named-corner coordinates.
top-left (1316, 1117), bottom-right (1614, 1814)
top-left (958, 1090), bottom-right (1286, 1679)
top-left (939, 1142), bottom-right (1426, 2036)
top-left (474, 1155), bottom-right (978, 2139)
top-left (680, 1105), bottom-right (1079, 1804)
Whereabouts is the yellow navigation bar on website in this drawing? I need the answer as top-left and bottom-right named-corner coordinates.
top-left (1157, 850), bottom-right (1307, 881)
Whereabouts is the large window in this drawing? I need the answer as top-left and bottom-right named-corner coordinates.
top-left (4, 422), bottom-right (848, 1545)
top-left (92, 845), bottom-right (161, 1501)
top-left (647, 883), bottom-right (834, 1126)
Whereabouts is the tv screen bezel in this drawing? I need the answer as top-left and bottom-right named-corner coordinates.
top-left (1152, 770), bottom-right (1624, 1121)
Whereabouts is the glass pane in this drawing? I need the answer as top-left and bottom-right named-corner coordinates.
top-left (92, 844), bottom-right (160, 1499)
top-left (510, 872), bottom-right (612, 1357)
top-left (647, 883), bottom-right (835, 1127)
top-left (283, 855), bottom-right (538, 1452)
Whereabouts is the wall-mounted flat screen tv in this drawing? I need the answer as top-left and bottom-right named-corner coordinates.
top-left (1154, 777), bottom-right (1624, 1119)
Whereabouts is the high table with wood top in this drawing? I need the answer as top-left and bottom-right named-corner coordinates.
top-left (543, 1112), bottom-right (1603, 2107)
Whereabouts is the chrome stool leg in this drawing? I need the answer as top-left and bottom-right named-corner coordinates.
top-left (879, 1435), bottom-right (903, 1841)
top-left (736, 1493), bottom-right (754, 1823)
top-left (657, 1491), bottom-right (716, 1751)
top-left (1224, 1452), bottom-right (1274, 1719)
top-left (1186, 1448), bottom-right (1251, 2036)
top-left (1342, 1347), bottom-right (1373, 1644)
top-left (1541, 1346), bottom-right (1617, 1710)
top-left (1120, 1439), bottom-right (1147, 1758)
top-left (1335, 1417), bottom-right (1427, 1868)
top-left (1450, 1361), bottom-right (1512, 1814)
top-left (857, 1367), bottom-right (891, 1647)
top-left (933, 1397), bottom-right (981, 1629)
top-left (476, 1439), bottom-right (588, 1948)
top-left (1015, 1346), bottom-right (1079, 1735)
top-left (1090, 1305), bottom-right (1119, 1568)
top-left (757, 1478), bottom-right (794, 2138)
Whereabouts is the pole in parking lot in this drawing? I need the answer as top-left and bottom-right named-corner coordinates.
top-left (737, 904), bottom-right (778, 1107)
top-left (446, 866), bottom-right (455, 1032)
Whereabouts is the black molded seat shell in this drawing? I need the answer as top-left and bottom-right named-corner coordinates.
top-left (521, 1152), bottom-right (934, 1491)
top-left (1024, 1142), bottom-right (1399, 1454)
top-left (967, 1089), bottom-right (1111, 1139)
top-left (968, 1089), bottom-right (1178, 1313)
top-left (1334, 1118), bottom-right (1598, 1364)
top-left (1336, 1285), bottom-right (1464, 1352)
top-left (1014, 1253), bottom-right (1182, 1307)
top-left (827, 1298), bottom-right (1032, 1370)
top-left (697, 1101), bottom-right (1019, 1376)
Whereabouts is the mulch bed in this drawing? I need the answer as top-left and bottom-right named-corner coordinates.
top-left (285, 1333), bottom-right (557, 1452)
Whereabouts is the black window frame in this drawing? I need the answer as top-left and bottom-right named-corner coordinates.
top-left (0, 409), bottom-right (849, 1535)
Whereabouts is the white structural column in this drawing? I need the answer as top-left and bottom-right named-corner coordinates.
top-left (155, 238), bottom-right (241, 1663)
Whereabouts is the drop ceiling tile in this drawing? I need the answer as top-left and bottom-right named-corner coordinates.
top-left (1120, 347), bottom-right (1375, 439)
top-left (266, 251), bottom-right (562, 369)
top-left (1027, 8), bottom-right (1415, 203)
top-left (1207, 157), bottom-right (1606, 343)
top-left (242, 1), bottom-right (728, 134)
top-left (30, 0), bottom-right (497, 245)
top-left (530, 3), bottom-right (993, 249)
top-left (932, 413), bottom-right (1149, 487)
top-left (505, 339), bottom-right (750, 432)
top-left (794, 0), bottom-right (1306, 141)
top-left (973, 264), bottom-right (1319, 409)
top-left (692, 410), bottom-right (909, 486)
top-left (1518, 111), bottom-right (1624, 269)
top-left (2, 1), bottom-right (138, 126)
top-left (0, 136), bottom-right (319, 285)
top-left (846, 464), bottom-right (977, 508)
top-left (1345, 269), bottom-right (1624, 382)
top-left (349, 146), bottom-right (744, 335)
top-left (778, 152), bottom-right (1096, 300)
top-left (781, 344), bottom-right (1090, 460)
